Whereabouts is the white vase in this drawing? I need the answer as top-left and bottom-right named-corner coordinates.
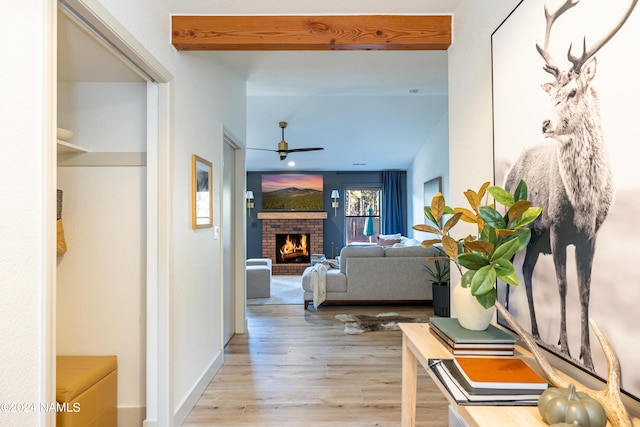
top-left (452, 282), bottom-right (495, 331)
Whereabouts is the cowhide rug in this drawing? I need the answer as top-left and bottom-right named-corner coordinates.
top-left (335, 312), bottom-right (421, 334)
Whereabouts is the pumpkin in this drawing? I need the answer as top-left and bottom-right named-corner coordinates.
top-left (538, 384), bottom-right (607, 427)
top-left (550, 423), bottom-right (580, 427)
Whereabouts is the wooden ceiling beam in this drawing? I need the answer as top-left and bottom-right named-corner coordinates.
top-left (171, 15), bottom-right (451, 51)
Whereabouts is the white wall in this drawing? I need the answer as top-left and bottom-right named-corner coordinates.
top-left (56, 167), bottom-right (146, 407)
top-left (169, 54), bottom-right (246, 422)
top-left (57, 82), bottom-right (147, 152)
top-left (448, 0), bottom-right (519, 211)
top-left (407, 0), bottom-right (520, 316)
top-left (408, 110), bottom-right (449, 239)
top-left (0, 1), bottom-right (55, 426)
top-left (93, 0), bottom-right (247, 422)
top-left (446, 0), bottom-right (519, 299)
top-left (56, 82), bottom-right (147, 419)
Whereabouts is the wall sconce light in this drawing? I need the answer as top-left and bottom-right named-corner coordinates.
top-left (331, 189), bottom-right (340, 216)
top-left (246, 190), bottom-right (255, 217)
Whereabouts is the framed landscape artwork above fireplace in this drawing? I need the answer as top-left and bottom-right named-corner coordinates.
top-left (261, 174), bottom-right (323, 211)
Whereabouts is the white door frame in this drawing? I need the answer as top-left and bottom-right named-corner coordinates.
top-left (53, 1), bottom-right (173, 426)
top-left (221, 126), bottom-right (247, 336)
top-left (221, 133), bottom-right (235, 346)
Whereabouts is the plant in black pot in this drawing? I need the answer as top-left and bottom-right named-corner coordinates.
top-left (423, 246), bottom-right (450, 317)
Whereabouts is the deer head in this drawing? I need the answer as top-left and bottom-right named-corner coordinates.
top-left (536, 0), bottom-right (637, 138)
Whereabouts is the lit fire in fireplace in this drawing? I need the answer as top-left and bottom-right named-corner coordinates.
top-left (278, 234), bottom-right (309, 263)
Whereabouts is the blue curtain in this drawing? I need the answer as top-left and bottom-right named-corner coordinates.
top-left (382, 170), bottom-right (404, 235)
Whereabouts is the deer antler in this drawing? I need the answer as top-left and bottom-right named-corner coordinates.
top-left (586, 319), bottom-right (634, 427)
top-left (536, 0), bottom-right (580, 78)
top-left (536, 1), bottom-right (639, 76)
top-left (495, 302), bottom-right (569, 387)
top-left (495, 302), bottom-right (634, 427)
top-left (568, 0), bottom-right (638, 73)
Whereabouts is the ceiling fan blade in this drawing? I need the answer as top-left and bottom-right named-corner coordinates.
top-left (247, 147), bottom-right (278, 152)
top-left (255, 122), bottom-right (325, 160)
top-left (282, 147), bottom-right (324, 153)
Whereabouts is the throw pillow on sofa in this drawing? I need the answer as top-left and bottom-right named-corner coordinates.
top-left (378, 233), bottom-right (402, 240)
top-left (399, 237), bottom-right (421, 246)
top-left (377, 233), bottom-right (402, 246)
top-left (378, 237), bottom-right (401, 246)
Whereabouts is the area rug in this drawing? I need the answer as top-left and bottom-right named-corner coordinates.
top-left (335, 312), bottom-right (421, 334)
top-left (246, 275), bottom-right (304, 305)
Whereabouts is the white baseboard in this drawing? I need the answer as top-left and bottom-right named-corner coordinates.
top-left (118, 406), bottom-right (146, 426)
top-left (173, 351), bottom-right (224, 425)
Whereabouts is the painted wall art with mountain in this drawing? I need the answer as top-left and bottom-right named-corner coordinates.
top-left (261, 174), bottom-right (324, 211)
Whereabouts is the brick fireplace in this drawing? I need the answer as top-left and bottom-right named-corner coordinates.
top-left (258, 211), bottom-right (327, 275)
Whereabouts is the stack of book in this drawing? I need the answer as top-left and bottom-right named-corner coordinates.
top-left (429, 317), bottom-right (518, 356)
top-left (428, 356), bottom-right (549, 406)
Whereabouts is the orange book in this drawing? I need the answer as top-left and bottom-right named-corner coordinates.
top-left (453, 357), bottom-right (548, 390)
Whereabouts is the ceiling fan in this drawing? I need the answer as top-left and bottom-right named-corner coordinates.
top-left (249, 121), bottom-right (324, 161)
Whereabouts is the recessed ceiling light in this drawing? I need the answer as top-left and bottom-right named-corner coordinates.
top-left (288, 161), bottom-right (295, 167)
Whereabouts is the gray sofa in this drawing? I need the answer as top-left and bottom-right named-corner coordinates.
top-left (302, 245), bottom-right (439, 309)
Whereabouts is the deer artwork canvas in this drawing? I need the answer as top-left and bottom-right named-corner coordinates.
top-left (492, 0), bottom-right (640, 403)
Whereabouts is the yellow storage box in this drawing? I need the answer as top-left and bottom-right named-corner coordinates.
top-left (56, 355), bottom-right (117, 427)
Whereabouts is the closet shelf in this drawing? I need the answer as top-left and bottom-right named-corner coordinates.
top-left (57, 140), bottom-right (91, 154)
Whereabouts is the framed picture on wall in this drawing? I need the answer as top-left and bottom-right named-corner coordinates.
top-left (492, 0), bottom-right (640, 403)
top-left (261, 174), bottom-right (323, 211)
top-left (423, 176), bottom-right (442, 225)
top-left (423, 176), bottom-right (442, 207)
top-left (192, 154), bottom-right (213, 229)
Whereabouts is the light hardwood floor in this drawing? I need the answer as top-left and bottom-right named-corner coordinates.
top-left (183, 304), bottom-right (450, 426)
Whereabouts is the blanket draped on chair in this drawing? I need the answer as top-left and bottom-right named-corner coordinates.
top-left (309, 263), bottom-right (327, 309)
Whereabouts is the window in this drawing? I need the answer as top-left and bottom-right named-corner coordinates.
top-left (344, 188), bottom-right (381, 245)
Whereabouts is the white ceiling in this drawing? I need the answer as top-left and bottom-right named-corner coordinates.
top-left (57, 9), bottom-right (145, 83)
top-left (58, 1), bottom-right (461, 171)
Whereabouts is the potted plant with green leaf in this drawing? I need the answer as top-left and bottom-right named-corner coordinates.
top-left (412, 180), bottom-right (542, 330)
top-left (423, 246), bottom-right (450, 317)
